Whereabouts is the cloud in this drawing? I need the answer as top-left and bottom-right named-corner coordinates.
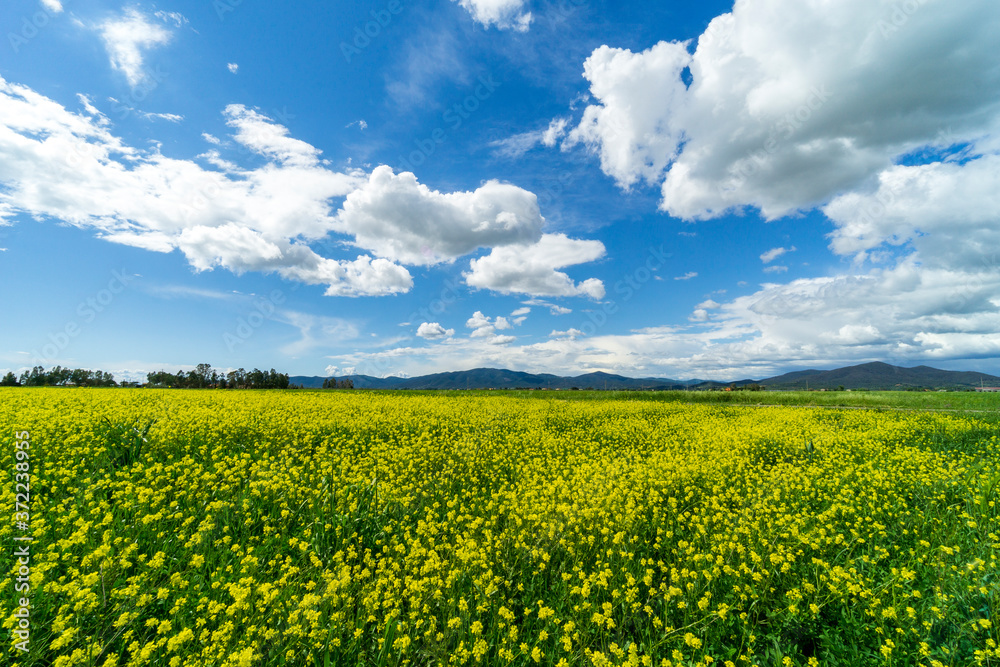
top-left (522, 299), bottom-right (572, 316)
top-left (40, 0), bottom-right (63, 13)
top-left (334, 166), bottom-right (546, 266)
top-left (146, 285), bottom-right (241, 301)
top-left (566, 0), bottom-right (1000, 220)
top-left (99, 8), bottom-right (176, 87)
top-left (385, 27), bottom-right (469, 108)
top-left (824, 154), bottom-right (1000, 268)
top-left (105, 96), bottom-right (183, 123)
top-left (227, 63), bottom-right (239, 74)
top-left (761, 246), bottom-right (796, 263)
top-left (417, 322), bottom-right (455, 340)
top-left (225, 104), bottom-right (322, 168)
top-left (519, 0), bottom-right (1000, 376)
top-left (465, 311), bottom-right (516, 345)
top-left (465, 233), bottom-right (606, 299)
top-left (453, 0), bottom-right (532, 31)
top-left (328, 252), bottom-right (1000, 378)
top-left (674, 272), bottom-right (698, 281)
top-left (491, 118), bottom-right (569, 159)
top-left (0, 78), bottom-right (609, 301)
top-left (0, 76), bottom-right (413, 297)
top-left (145, 112), bottom-right (183, 122)
top-left (153, 11), bottom-right (188, 28)
top-left (550, 328), bottom-right (584, 340)
top-left (564, 41), bottom-right (691, 189)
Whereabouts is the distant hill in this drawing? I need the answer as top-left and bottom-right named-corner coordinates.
top-left (291, 368), bottom-right (694, 391)
top-left (293, 362), bottom-right (1000, 392)
top-left (757, 362), bottom-right (1000, 390)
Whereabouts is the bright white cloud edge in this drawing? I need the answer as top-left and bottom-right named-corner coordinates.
top-left (452, 0), bottom-right (532, 32)
top-left (0, 77), bottom-right (605, 300)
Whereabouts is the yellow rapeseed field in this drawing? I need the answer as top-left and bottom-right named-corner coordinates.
top-left (1, 389), bottom-right (998, 666)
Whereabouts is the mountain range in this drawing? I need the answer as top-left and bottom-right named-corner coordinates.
top-left (290, 362), bottom-right (1000, 391)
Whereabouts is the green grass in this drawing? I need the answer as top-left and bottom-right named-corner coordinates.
top-left (310, 389), bottom-right (1000, 413)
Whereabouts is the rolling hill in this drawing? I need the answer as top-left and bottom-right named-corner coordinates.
top-left (755, 362), bottom-right (1000, 390)
top-left (292, 362), bottom-right (1000, 391)
top-left (291, 368), bottom-right (693, 390)
top-left (291, 362), bottom-right (1000, 391)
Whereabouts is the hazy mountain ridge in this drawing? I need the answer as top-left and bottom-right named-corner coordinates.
top-left (291, 362), bottom-right (1000, 391)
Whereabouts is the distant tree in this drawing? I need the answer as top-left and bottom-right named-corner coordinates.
top-left (227, 369), bottom-right (246, 389)
top-left (21, 366), bottom-right (46, 387)
top-left (7, 366), bottom-right (117, 387)
top-left (192, 363), bottom-right (213, 388)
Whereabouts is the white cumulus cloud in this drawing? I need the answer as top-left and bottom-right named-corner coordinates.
top-left (566, 0), bottom-right (1000, 220)
top-left (0, 77), bottom-right (610, 302)
top-left (417, 323), bottom-right (455, 340)
top-left (453, 0), bottom-right (532, 32)
top-left (565, 41), bottom-right (690, 190)
top-left (465, 233), bottom-right (606, 299)
top-left (335, 166), bottom-right (546, 266)
top-left (0, 76), bottom-right (411, 297)
top-left (99, 8), bottom-right (176, 87)
top-left (465, 311), bottom-right (516, 345)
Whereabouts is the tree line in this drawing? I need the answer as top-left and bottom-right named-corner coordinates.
top-left (146, 364), bottom-right (290, 389)
top-left (0, 364), bottom-right (292, 389)
top-left (2, 366), bottom-right (118, 387)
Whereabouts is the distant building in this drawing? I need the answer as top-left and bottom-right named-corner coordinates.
top-left (976, 387), bottom-right (1000, 392)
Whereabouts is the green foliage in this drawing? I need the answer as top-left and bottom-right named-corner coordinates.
top-left (96, 417), bottom-right (155, 471)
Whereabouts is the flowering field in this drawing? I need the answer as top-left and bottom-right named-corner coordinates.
top-left (2, 389), bottom-right (998, 667)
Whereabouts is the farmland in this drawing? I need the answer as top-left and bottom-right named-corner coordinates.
top-left (1, 389), bottom-right (998, 666)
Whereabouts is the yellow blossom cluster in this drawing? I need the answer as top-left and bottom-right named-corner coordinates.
top-left (1, 388), bottom-right (997, 666)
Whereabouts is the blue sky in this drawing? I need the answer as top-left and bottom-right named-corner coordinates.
top-left (1, 0), bottom-right (999, 381)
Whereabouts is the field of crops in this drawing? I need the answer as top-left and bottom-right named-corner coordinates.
top-left (1, 389), bottom-right (998, 667)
